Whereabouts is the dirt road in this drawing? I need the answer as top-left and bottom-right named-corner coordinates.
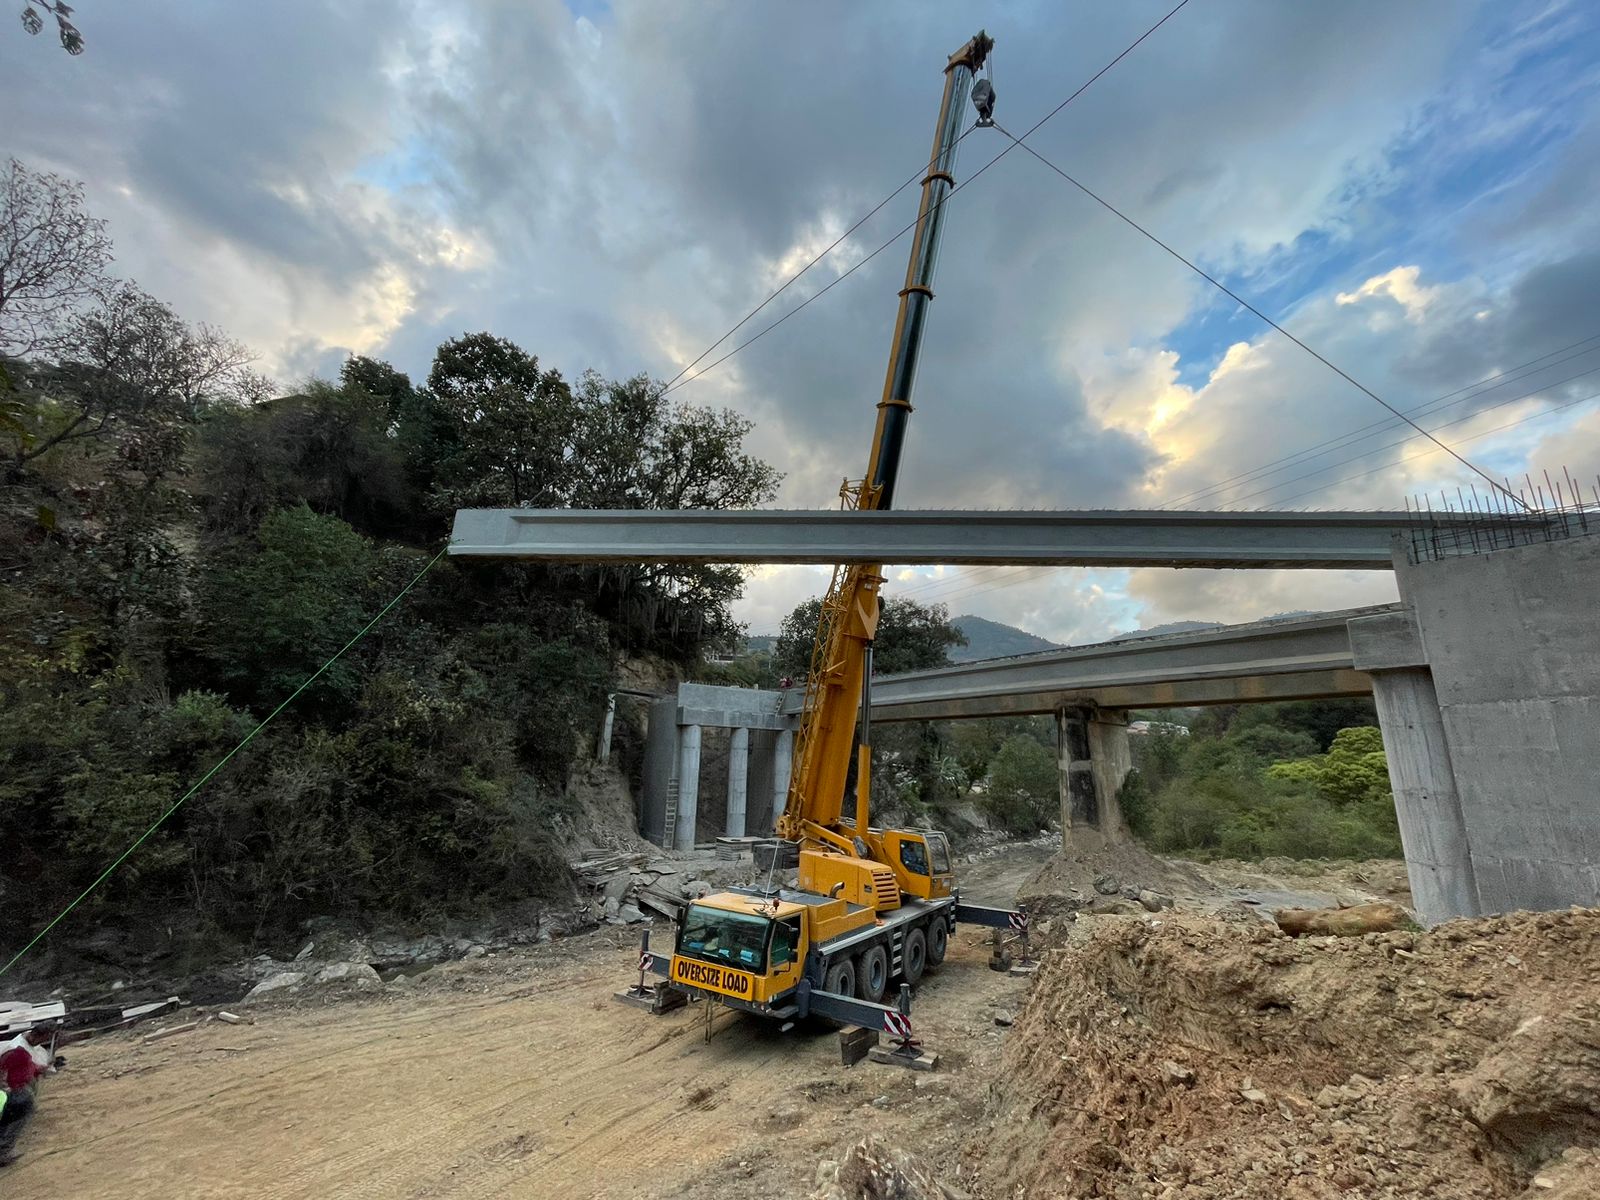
top-left (7, 853), bottom-right (1037, 1199)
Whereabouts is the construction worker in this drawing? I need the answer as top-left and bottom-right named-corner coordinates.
top-left (0, 1028), bottom-right (54, 1167)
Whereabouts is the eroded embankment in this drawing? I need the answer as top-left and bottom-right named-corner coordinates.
top-left (976, 908), bottom-right (1600, 1199)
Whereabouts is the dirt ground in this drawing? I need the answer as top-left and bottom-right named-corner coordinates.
top-left (3, 848), bottom-right (1040, 1200)
top-left (13, 848), bottom-right (1595, 1200)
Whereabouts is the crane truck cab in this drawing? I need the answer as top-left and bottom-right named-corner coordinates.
top-left (670, 876), bottom-right (957, 1016)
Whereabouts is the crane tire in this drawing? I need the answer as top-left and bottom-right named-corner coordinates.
top-left (824, 957), bottom-right (857, 998)
top-left (926, 918), bottom-right (949, 966)
top-left (902, 927), bottom-right (927, 985)
top-left (857, 944), bottom-right (889, 1003)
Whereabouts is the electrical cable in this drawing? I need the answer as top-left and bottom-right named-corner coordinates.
top-left (0, 545), bottom-right (450, 982)
top-left (662, 0), bottom-right (1196, 396)
top-left (1161, 334), bottom-right (1600, 508)
top-left (660, 128), bottom-right (976, 392)
top-left (989, 121), bottom-right (1527, 509)
top-left (1226, 368), bottom-right (1600, 507)
top-left (1264, 387), bottom-right (1600, 508)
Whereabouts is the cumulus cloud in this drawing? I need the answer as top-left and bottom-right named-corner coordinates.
top-left (7, 0), bottom-right (1598, 642)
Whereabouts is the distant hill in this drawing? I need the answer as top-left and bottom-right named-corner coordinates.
top-left (950, 615), bottom-right (1061, 662)
top-left (1108, 619), bottom-right (1225, 642)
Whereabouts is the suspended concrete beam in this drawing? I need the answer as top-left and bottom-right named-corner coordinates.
top-left (447, 509), bottom-right (1554, 570)
top-left (784, 606), bottom-right (1393, 722)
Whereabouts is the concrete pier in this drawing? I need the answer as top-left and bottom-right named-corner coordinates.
top-left (674, 724), bottom-right (702, 850)
top-left (773, 728), bottom-right (795, 823)
top-left (1349, 610), bottom-right (1478, 923)
top-left (1395, 533), bottom-right (1600, 914)
top-left (726, 727), bottom-right (750, 837)
top-left (1056, 706), bottom-right (1132, 851)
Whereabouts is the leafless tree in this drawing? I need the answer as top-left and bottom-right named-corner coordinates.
top-left (19, 1), bottom-right (83, 54)
top-left (0, 158), bottom-right (113, 357)
top-left (8, 283), bottom-right (259, 476)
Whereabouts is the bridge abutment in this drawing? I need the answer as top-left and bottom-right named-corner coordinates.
top-left (1389, 531), bottom-right (1600, 916)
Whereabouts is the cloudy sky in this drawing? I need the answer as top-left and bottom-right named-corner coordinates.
top-left (10, 0), bottom-right (1600, 641)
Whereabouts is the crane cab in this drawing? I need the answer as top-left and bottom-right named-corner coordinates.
top-left (868, 828), bottom-right (955, 901)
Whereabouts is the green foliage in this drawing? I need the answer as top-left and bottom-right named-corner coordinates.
top-left (0, 163), bottom-right (789, 962)
top-left (199, 505), bottom-right (379, 706)
top-left (1127, 709), bottom-right (1401, 861)
top-left (1266, 726), bottom-right (1391, 807)
top-left (773, 595), bottom-right (967, 681)
top-left (985, 734), bottom-right (1058, 835)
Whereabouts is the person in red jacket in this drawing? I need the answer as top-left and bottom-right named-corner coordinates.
top-left (0, 1029), bottom-right (53, 1167)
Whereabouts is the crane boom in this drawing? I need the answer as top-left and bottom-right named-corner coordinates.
top-left (621, 36), bottom-right (1033, 1045)
top-left (777, 31), bottom-right (993, 850)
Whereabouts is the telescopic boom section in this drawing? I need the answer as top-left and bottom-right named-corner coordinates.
top-left (777, 32), bottom-right (993, 850)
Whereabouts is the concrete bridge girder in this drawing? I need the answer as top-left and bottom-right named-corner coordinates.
top-left (447, 508), bottom-right (1570, 570)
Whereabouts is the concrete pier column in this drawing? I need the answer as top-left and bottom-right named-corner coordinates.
top-left (1057, 707), bottom-right (1097, 832)
top-left (773, 728), bottom-right (795, 823)
top-left (597, 693), bottom-right (616, 764)
top-left (1368, 667), bottom-right (1479, 923)
top-left (1087, 710), bottom-right (1132, 839)
top-left (726, 727), bottom-right (750, 837)
top-left (674, 724), bottom-right (703, 850)
top-left (1057, 706), bottom-right (1131, 850)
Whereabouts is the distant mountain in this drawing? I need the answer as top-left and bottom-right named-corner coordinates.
top-left (950, 615), bottom-right (1061, 662)
top-left (1108, 620), bottom-right (1224, 642)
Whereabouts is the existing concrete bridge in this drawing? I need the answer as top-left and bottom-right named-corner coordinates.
top-left (792, 606), bottom-right (1387, 721)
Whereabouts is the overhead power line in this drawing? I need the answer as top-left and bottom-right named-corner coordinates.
top-left (662, 0), bottom-right (1195, 397)
top-left (1227, 367), bottom-right (1600, 507)
top-left (1163, 334), bottom-right (1600, 509)
top-left (1264, 386), bottom-right (1600, 508)
top-left (659, 128), bottom-right (976, 393)
top-left (990, 122), bottom-right (1527, 509)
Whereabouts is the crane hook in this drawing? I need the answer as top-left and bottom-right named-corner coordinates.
top-left (971, 78), bottom-right (996, 127)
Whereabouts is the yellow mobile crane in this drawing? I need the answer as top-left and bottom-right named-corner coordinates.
top-left (630, 31), bottom-right (1027, 1042)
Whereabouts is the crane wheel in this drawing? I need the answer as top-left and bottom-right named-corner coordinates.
top-left (857, 945), bottom-right (889, 1003)
top-left (824, 958), bottom-right (857, 998)
top-left (901, 928), bottom-right (927, 985)
top-left (926, 918), bottom-right (948, 966)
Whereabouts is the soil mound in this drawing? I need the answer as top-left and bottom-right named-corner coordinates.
top-left (978, 907), bottom-right (1600, 1199)
top-left (1019, 841), bottom-right (1211, 916)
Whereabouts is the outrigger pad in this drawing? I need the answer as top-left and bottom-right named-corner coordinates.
top-left (839, 1024), bottom-right (880, 1067)
top-left (613, 985), bottom-right (687, 1014)
top-left (868, 1044), bottom-right (939, 1072)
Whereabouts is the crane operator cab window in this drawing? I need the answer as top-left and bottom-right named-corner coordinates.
top-left (769, 918), bottom-right (801, 969)
top-left (925, 831), bottom-right (953, 875)
top-left (677, 906), bottom-right (770, 971)
top-left (899, 839), bottom-right (930, 876)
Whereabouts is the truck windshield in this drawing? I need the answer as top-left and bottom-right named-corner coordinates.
top-left (677, 906), bottom-right (771, 971)
top-left (926, 831), bottom-right (952, 874)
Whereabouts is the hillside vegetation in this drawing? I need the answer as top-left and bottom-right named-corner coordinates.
top-left (1121, 700), bottom-right (1403, 860)
top-left (0, 159), bottom-right (778, 972)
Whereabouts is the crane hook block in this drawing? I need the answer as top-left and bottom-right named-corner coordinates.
top-left (971, 79), bottom-right (996, 127)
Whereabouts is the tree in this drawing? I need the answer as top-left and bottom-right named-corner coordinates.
top-left (427, 332), bottom-right (576, 508)
top-left (18, 2), bottom-right (83, 53)
top-left (986, 734), bottom-right (1058, 834)
top-left (774, 595), bottom-right (967, 681)
top-left (5, 283), bottom-right (257, 478)
top-left (340, 355), bottom-right (415, 425)
top-left (0, 158), bottom-right (111, 357)
top-left (1267, 726), bottom-right (1391, 807)
top-left (195, 381), bottom-right (413, 541)
top-left (199, 505), bottom-right (380, 707)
